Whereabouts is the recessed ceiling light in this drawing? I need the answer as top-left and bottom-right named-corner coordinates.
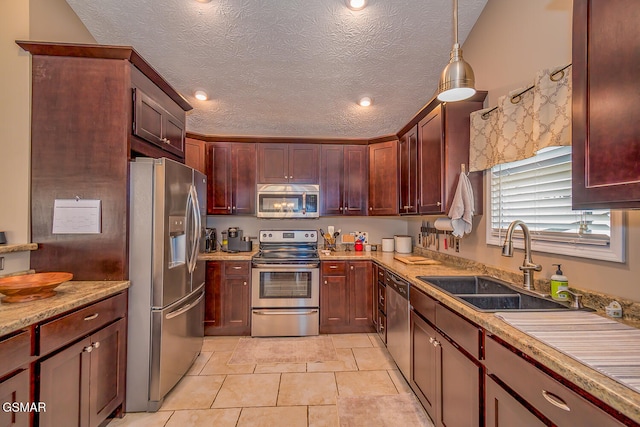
top-left (195, 0), bottom-right (212, 3)
top-left (194, 90), bottom-right (208, 101)
top-left (358, 97), bottom-right (372, 107)
top-left (346, 0), bottom-right (367, 11)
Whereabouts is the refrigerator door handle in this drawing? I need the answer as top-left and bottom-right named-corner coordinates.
top-left (185, 185), bottom-right (200, 274)
top-left (165, 291), bottom-right (205, 320)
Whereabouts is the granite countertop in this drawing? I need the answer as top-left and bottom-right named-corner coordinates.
top-left (0, 280), bottom-right (130, 336)
top-left (198, 248), bottom-right (258, 261)
top-left (324, 250), bottom-right (640, 424)
top-left (0, 243), bottom-right (38, 254)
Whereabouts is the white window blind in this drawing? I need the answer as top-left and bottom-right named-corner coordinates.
top-left (488, 146), bottom-right (623, 260)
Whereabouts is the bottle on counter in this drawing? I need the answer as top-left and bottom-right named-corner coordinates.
top-left (550, 264), bottom-right (569, 301)
top-left (221, 230), bottom-right (228, 252)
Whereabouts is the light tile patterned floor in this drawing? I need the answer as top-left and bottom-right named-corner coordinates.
top-left (107, 333), bottom-right (433, 427)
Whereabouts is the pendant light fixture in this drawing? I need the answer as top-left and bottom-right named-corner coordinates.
top-left (437, 0), bottom-right (476, 102)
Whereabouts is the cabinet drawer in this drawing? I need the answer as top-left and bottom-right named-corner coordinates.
top-left (225, 261), bottom-right (250, 276)
top-left (39, 292), bottom-right (127, 356)
top-left (322, 261), bottom-right (347, 276)
top-left (409, 287), bottom-right (436, 324)
top-left (378, 283), bottom-right (387, 313)
top-left (376, 265), bottom-right (386, 283)
top-left (485, 336), bottom-right (625, 427)
top-left (435, 304), bottom-right (481, 360)
top-left (0, 329), bottom-right (31, 378)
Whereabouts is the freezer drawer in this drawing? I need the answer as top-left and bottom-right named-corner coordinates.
top-left (149, 287), bottom-right (204, 410)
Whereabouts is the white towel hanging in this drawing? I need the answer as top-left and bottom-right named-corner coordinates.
top-left (448, 173), bottom-right (474, 238)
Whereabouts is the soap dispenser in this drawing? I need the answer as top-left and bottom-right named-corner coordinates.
top-left (550, 264), bottom-right (569, 301)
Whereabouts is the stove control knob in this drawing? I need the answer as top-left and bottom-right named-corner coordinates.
top-left (262, 233), bottom-right (267, 238)
top-left (311, 233), bottom-right (315, 238)
top-left (305, 233), bottom-right (309, 237)
top-left (269, 233), bottom-right (273, 237)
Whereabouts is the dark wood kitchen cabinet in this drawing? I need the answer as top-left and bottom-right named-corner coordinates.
top-left (410, 288), bottom-right (482, 427)
top-left (320, 260), bottom-right (373, 333)
top-left (185, 137), bottom-right (207, 174)
top-left (206, 142), bottom-right (256, 215)
top-left (417, 98), bottom-right (485, 215)
top-left (205, 261), bottom-right (251, 335)
top-left (368, 140), bottom-right (399, 216)
top-left (37, 292), bottom-right (127, 427)
top-left (572, 0), bottom-right (640, 209)
top-left (18, 41), bottom-right (192, 281)
top-left (0, 329), bottom-right (31, 427)
top-left (0, 369), bottom-right (30, 427)
top-left (257, 143), bottom-right (319, 184)
top-left (399, 126), bottom-right (419, 215)
top-left (320, 144), bottom-right (368, 215)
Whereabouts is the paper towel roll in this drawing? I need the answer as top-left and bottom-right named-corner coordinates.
top-left (434, 218), bottom-right (454, 232)
top-left (381, 238), bottom-right (395, 252)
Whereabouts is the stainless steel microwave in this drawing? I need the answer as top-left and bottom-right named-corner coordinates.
top-left (256, 184), bottom-right (319, 218)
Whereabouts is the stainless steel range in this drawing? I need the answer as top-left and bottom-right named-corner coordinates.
top-left (251, 230), bottom-right (320, 337)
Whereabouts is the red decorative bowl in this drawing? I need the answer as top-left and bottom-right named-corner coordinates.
top-left (0, 272), bottom-right (73, 303)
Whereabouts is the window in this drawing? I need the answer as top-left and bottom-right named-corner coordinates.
top-left (487, 146), bottom-right (625, 262)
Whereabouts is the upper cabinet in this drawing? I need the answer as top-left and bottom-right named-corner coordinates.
top-left (185, 137), bottom-right (207, 174)
top-left (132, 88), bottom-right (185, 157)
top-left (19, 41), bottom-right (191, 280)
top-left (399, 125), bottom-right (419, 215)
top-left (206, 142), bottom-right (256, 215)
top-left (572, 0), bottom-right (640, 209)
top-left (257, 143), bottom-right (319, 184)
top-left (368, 140), bottom-right (399, 216)
top-left (416, 97), bottom-right (485, 215)
top-left (320, 144), bottom-right (368, 216)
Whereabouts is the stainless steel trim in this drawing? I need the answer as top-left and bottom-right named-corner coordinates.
top-left (165, 291), bottom-right (205, 320)
top-left (252, 263), bottom-right (320, 269)
top-left (254, 309), bottom-right (318, 315)
top-left (302, 192), bottom-right (307, 215)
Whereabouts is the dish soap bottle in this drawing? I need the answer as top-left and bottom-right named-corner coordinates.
top-left (550, 264), bottom-right (569, 301)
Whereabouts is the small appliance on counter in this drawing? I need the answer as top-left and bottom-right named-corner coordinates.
top-left (205, 228), bottom-right (217, 252)
top-left (227, 227), bottom-right (253, 252)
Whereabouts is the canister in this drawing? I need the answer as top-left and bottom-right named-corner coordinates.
top-left (394, 235), bottom-right (412, 253)
top-left (381, 238), bottom-right (395, 252)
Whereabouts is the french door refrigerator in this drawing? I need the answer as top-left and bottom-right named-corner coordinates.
top-left (126, 157), bottom-right (207, 412)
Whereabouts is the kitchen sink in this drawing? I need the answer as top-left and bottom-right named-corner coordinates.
top-left (417, 275), bottom-right (572, 312)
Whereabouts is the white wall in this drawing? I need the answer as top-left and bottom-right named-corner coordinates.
top-left (407, 0), bottom-right (640, 302)
top-left (0, 0), bottom-right (94, 275)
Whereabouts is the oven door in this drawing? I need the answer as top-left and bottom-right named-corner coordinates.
top-left (251, 264), bottom-right (319, 308)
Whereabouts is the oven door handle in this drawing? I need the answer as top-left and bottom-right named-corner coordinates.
top-left (253, 309), bottom-right (319, 316)
top-left (302, 192), bottom-right (306, 215)
top-left (252, 263), bottom-right (319, 269)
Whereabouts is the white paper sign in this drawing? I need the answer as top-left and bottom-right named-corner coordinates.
top-left (52, 199), bottom-right (102, 234)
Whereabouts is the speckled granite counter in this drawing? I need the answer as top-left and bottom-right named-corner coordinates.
top-left (198, 249), bottom-right (257, 261)
top-left (0, 280), bottom-right (130, 336)
top-left (323, 250), bottom-right (640, 424)
top-left (0, 243), bottom-right (38, 254)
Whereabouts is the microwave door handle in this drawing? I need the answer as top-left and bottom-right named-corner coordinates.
top-left (302, 192), bottom-right (306, 215)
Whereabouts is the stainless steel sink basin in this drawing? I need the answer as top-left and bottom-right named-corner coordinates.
top-left (417, 275), bottom-right (572, 312)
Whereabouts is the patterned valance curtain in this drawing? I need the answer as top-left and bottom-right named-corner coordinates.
top-left (469, 64), bottom-right (572, 172)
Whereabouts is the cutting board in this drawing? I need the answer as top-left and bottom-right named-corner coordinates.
top-left (393, 255), bottom-right (441, 265)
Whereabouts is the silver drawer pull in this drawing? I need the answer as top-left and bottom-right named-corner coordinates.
top-left (83, 345), bottom-right (93, 353)
top-left (329, 265), bottom-right (338, 269)
top-left (84, 313), bottom-right (99, 321)
top-left (232, 266), bottom-right (243, 270)
top-left (253, 310), bottom-right (318, 315)
top-left (541, 390), bottom-right (571, 412)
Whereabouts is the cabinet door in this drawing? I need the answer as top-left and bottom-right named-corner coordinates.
top-left (289, 144), bottom-right (319, 184)
top-left (399, 126), bottom-right (418, 214)
top-left (231, 143), bottom-right (256, 214)
top-left (343, 145), bottom-right (368, 215)
top-left (185, 138), bottom-right (207, 174)
top-left (133, 88), bottom-right (164, 147)
top-left (486, 376), bottom-right (546, 427)
top-left (89, 319), bottom-right (126, 427)
top-left (320, 145), bottom-right (344, 215)
top-left (206, 142), bottom-right (232, 214)
top-left (418, 106), bottom-right (444, 214)
top-left (257, 143), bottom-right (288, 183)
top-left (0, 369), bottom-right (30, 427)
top-left (222, 276), bottom-right (250, 331)
top-left (204, 262), bottom-right (222, 333)
top-left (348, 261), bottom-right (373, 328)
top-left (39, 338), bottom-right (91, 427)
top-left (437, 332), bottom-right (480, 427)
top-left (572, 0), bottom-right (640, 209)
top-left (368, 140), bottom-right (399, 215)
top-left (163, 111), bottom-right (185, 154)
top-left (320, 275), bottom-right (349, 329)
top-left (410, 311), bottom-right (437, 419)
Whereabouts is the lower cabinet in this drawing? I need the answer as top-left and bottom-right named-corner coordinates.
top-left (409, 287), bottom-right (482, 427)
top-left (485, 376), bottom-right (546, 427)
top-left (38, 318), bottom-right (126, 427)
top-left (205, 261), bottom-right (251, 336)
top-left (320, 260), bottom-right (373, 334)
top-left (485, 335), bottom-right (628, 427)
top-left (0, 368), bottom-right (30, 427)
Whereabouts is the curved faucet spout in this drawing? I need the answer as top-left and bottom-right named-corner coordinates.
top-left (501, 220), bottom-right (542, 290)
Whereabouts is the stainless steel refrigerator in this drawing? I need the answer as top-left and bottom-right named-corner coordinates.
top-left (126, 157), bottom-right (207, 412)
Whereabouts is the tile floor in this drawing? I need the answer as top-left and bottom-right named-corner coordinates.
top-left (108, 333), bottom-right (434, 427)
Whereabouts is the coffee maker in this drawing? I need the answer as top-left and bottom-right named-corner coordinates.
top-left (227, 227), bottom-right (252, 252)
top-left (205, 228), bottom-right (217, 252)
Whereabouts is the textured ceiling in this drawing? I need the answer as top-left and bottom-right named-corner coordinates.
top-left (65, 0), bottom-right (487, 138)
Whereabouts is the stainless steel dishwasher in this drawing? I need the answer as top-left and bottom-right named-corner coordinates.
top-left (385, 271), bottom-right (410, 379)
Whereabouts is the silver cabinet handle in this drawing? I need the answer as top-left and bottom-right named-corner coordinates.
top-left (84, 313), bottom-right (99, 321)
top-left (436, 202), bottom-right (441, 206)
top-left (228, 206), bottom-right (231, 210)
top-left (433, 340), bottom-right (440, 347)
top-left (243, 281), bottom-right (247, 286)
top-left (232, 266), bottom-right (243, 270)
top-left (541, 390), bottom-right (571, 412)
top-left (83, 345), bottom-right (93, 353)
top-left (253, 310), bottom-right (318, 315)
top-left (339, 207), bottom-right (343, 211)
top-left (324, 280), bottom-right (328, 285)
top-left (369, 207), bottom-right (373, 210)
top-left (93, 341), bottom-right (100, 349)
top-left (350, 265), bottom-right (354, 270)
top-left (329, 265), bottom-right (338, 269)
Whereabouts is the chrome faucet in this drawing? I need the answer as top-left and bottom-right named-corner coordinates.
top-left (501, 220), bottom-right (542, 290)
